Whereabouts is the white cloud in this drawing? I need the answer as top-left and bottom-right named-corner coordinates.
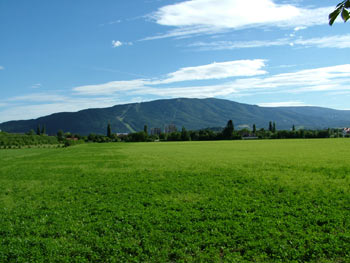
top-left (158, 60), bottom-right (267, 84)
top-left (294, 26), bottom-right (306, 31)
top-left (189, 34), bottom-right (350, 51)
top-left (111, 40), bottom-right (133, 47)
top-left (0, 66), bottom-right (4, 70)
top-left (135, 64), bottom-right (350, 98)
top-left (73, 62), bottom-right (350, 100)
top-left (154, 0), bottom-right (300, 28)
top-left (294, 35), bottom-right (350, 49)
top-left (146, 0), bottom-right (334, 39)
top-left (73, 79), bottom-right (149, 96)
top-left (73, 59), bottom-right (267, 95)
top-left (130, 83), bottom-right (238, 98)
top-left (112, 40), bottom-right (123, 48)
top-left (7, 93), bottom-right (68, 102)
top-left (258, 101), bottom-right (309, 107)
top-left (100, 20), bottom-right (121, 26)
top-left (30, 83), bottom-right (42, 89)
top-left (0, 97), bottom-right (122, 123)
top-left (256, 65), bottom-right (350, 92)
top-left (189, 39), bottom-right (290, 50)
top-left (2, 64), bottom-right (350, 122)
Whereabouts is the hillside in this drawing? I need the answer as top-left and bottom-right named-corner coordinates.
top-left (1, 98), bottom-right (350, 135)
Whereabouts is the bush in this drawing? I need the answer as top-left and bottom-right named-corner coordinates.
top-left (64, 139), bottom-right (85, 147)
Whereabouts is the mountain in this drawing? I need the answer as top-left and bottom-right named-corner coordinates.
top-left (1, 98), bottom-right (350, 135)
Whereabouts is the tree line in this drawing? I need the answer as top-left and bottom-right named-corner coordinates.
top-left (61, 120), bottom-right (345, 143)
top-left (1, 120), bottom-right (346, 148)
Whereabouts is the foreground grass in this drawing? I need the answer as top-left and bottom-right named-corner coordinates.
top-left (1, 139), bottom-right (350, 262)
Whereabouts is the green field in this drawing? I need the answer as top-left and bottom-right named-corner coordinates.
top-left (1, 140), bottom-right (350, 262)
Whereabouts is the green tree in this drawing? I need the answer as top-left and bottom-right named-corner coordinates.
top-left (223, 120), bottom-right (234, 139)
top-left (329, 1), bottom-right (350, 25)
top-left (57, 130), bottom-right (64, 141)
top-left (268, 121), bottom-right (273, 132)
top-left (252, 124), bottom-right (256, 134)
top-left (272, 122), bottom-right (276, 133)
top-left (27, 129), bottom-right (36, 136)
top-left (292, 124), bottom-right (295, 132)
top-left (41, 125), bottom-right (46, 135)
top-left (36, 124), bottom-right (41, 135)
top-left (107, 123), bottom-right (112, 138)
top-left (181, 126), bottom-right (190, 141)
top-left (144, 125), bottom-right (148, 135)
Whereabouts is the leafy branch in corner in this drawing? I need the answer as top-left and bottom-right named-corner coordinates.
top-left (329, 0), bottom-right (350, 25)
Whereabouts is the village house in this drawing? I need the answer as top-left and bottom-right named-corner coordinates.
top-left (343, 128), bottom-right (350, 137)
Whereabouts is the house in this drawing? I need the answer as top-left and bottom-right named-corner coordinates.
top-left (151, 128), bottom-right (161, 136)
top-left (343, 128), bottom-right (350, 137)
top-left (117, 133), bottom-right (129, 136)
top-left (165, 124), bottom-right (177, 134)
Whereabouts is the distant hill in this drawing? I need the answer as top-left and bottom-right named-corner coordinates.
top-left (1, 98), bottom-right (350, 135)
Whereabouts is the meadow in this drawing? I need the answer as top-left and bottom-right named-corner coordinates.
top-left (1, 139), bottom-right (350, 262)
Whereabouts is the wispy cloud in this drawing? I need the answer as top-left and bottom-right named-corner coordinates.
top-left (144, 0), bottom-right (333, 40)
top-left (7, 93), bottom-right (67, 103)
top-left (30, 83), bottom-right (42, 89)
top-left (3, 64), bottom-right (350, 122)
top-left (0, 66), bottom-right (4, 70)
top-left (74, 60), bottom-right (267, 95)
top-left (220, 64), bottom-right (350, 96)
top-left (74, 80), bottom-right (149, 96)
top-left (119, 64), bottom-right (350, 98)
top-left (157, 60), bottom-right (267, 84)
top-left (100, 20), bottom-right (122, 26)
top-left (294, 35), bottom-right (350, 49)
top-left (0, 96), bottom-right (123, 123)
top-left (258, 101), bottom-right (310, 107)
top-left (189, 39), bottom-right (290, 51)
top-left (73, 63), bottom-right (350, 101)
top-left (189, 34), bottom-right (350, 51)
top-left (111, 40), bottom-right (133, 48)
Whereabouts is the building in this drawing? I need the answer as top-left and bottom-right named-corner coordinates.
top-left (165, 124), bottom-right (177, 134)
top-left (150, 128), bottom-right (161, 136)
top-left (117, 133), bottom-right (129, 136)
top-left (343, 128), bottom-right (350, 137)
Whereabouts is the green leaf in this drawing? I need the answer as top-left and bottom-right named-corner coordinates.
top-left (329, 8), bottom-right (341, 25)
top-left (337, 2), bottom-right (344, 8)
top-left (341, 8), bottom-right (350, 22)
top-left (344, 0), bottom-right (350, 8)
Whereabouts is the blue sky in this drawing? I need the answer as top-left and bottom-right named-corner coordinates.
top-left (1, 0), bottom-right (350, 122)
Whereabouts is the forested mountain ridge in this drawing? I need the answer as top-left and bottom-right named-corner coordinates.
top-left (1, 98), bottom-right (350, 135)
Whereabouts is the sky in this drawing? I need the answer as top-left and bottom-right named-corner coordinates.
top-left (1, 0), bottom-right (350, 122)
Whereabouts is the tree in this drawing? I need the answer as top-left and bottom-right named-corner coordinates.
top-left (27, 129), bottom-right (36, 136)
top-left (36, 124), bottom-right (41, 135)
top-left (41, 125), bottom-right (46, 135)
top-left (181, 126), bottom-right (190, 141)
top-left (292, 124), bottom-right (295, 132)
top-left (252, 124), bottom-right (256, 134)
top-left (144, 125), bottom-right (148, 135)
top-left (107, 123), bottom-right (112, 138)
top-left (223, 120), bottom-right (234, 139)
top-left (272, 122), bottom-right (276, 133)
top-left (57, 130), bottom-right (64, 141)
top-left (329, 1), bottom-right (350, 25)
top-left (268, 121), bottom-right (273, 132)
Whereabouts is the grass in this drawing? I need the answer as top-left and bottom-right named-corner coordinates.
top-left (1, 139), bottom-right (350, 262)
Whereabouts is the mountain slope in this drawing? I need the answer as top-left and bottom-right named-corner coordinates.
top-left (1, 98), bottom-right (350, 135)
